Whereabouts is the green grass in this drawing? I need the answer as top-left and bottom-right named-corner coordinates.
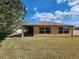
top-left (0, 37), bottom-right (79, 59)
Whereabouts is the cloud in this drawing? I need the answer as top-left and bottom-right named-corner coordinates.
top-left (68, 0), bottom-right (79, 6)
top-left (56, 0), bottom-right (79, 19)
top-left (56, 0), bottom-right (79, 13)
top-left (56, 0), bottom-right (79, 6)
top-left (67, 0), bottom-right (79, 16)
top-left (69, 0), bottom-right (79, 16)
top-left (32, 11), bottom-right (70, 22)
top-left (25, 8), bottom-right (28, 10)
top-left (72, 22), bottom-right (79, 25)
top-left (54, 11), bottom-right (70, 20)
top-left (54, 20), bottom-right (63, 23)
top-left (56, 0), bottom-right (66, 4)
top-left (32, 0), bottom-right (79, 24)
top-left (55, 11), bottom-right (65, 19)
top-left (32, 12), bottom-right (55, 21)
top-left (70, 6), bottom-right (79, 16)
top-left (33, 7), bottom-right (37, 11)
top-left (54, 11), bottom-right (63, 19)
top-left (69, 15), bottom-right (79, 25)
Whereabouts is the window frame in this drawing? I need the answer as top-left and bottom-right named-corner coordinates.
top-left (58, 26), bottom-right (69, 34)
top-left (39, 26), bottom-right (51, 34)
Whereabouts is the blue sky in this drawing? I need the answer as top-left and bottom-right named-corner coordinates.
top-left (21, 0), bottom-right (79, 26)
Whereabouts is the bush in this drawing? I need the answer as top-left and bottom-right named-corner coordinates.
top-left (0, 30), bottom-right (13, 42)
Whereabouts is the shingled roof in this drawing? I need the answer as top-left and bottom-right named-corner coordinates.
top-left (23, 21), bottom-right (74, 27)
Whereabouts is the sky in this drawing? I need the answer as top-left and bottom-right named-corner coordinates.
top-left (21, 0), bottom-right (79, 26)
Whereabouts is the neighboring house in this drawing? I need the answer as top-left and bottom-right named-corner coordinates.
top-left (74, 27), bottom-right (79, 36)
top-left (22, 21), bottom-right (74, 37)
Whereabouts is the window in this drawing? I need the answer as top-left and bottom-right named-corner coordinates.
top-left (39, 26), bottom-right (51, 34)
top-left (58, 27), bottom-right (63, 33)
top-left (58, 27), bottom-right (69, 34)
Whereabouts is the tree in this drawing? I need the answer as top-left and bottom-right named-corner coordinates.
top-left (0, 0), bottom-right (26, 40)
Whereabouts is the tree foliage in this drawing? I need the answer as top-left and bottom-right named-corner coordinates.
top-left (0, 0), bottom-right (26, 39)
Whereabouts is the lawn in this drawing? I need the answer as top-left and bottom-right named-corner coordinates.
top-left (0, 37), bottom-right (79, 59)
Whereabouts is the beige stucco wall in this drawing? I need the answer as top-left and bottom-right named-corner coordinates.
top-left (34, 26), bottom-right (39, 34)
top-left (51, 26), bottom-right (58, 34)
top-left (69, 27), bottom-right (74, 37)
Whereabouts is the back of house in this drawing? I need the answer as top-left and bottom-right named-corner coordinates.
top-left (22, 21), bottom-right (74, 37)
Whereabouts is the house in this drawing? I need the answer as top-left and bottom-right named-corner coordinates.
top-left (74, 27), bottom-right (79, 36)
top-left (22, 21), bottom-right (74, 37)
